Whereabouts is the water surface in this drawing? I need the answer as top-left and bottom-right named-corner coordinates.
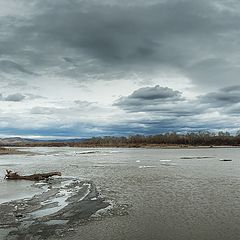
top-left (0, 147), bottom-right (239, 240)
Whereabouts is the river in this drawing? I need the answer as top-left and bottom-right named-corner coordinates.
top-left (0, 147), bottom-right (239, 240)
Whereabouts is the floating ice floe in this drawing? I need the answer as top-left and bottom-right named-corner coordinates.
top-left (139, 165), bottom-right (156, 169)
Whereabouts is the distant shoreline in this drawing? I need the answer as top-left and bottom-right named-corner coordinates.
top-left (1, 132), bottom-right (240, 149)
top-left (0, 147), bottom-right (33, 155)
top-left (1, 145), bottom-right (240, 154)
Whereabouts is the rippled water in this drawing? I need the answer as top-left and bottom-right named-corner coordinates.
top-left (0, 147), bottom-right (240, 240)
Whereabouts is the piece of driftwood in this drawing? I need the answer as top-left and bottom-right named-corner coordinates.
top-left (219, 159), bottom-right (232, 162)
top-left (4, 170), bottom-right (61, 181)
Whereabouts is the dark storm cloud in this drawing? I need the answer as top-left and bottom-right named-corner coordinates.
top-left (115, 85), bottom-right (193, 114)
top-left (1, 0), bottom-right (240, 87)
top-left (29, 0), bottom-right (236, 63)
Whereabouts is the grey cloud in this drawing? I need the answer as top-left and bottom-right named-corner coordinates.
top-left (92, 114), bottom-right (237, 136)
top-left (63, 57), bottom-right (78, 65)
top-left (74, 100), bottom-right (96, 107)
top-left (0, 92), bottom-right (41, 102)
top-left (223, 85), bottom-right (240, 92)
top-left (25, 94), bottom-right (44, 100)
top-left (31, 107), bottom-right (56, 115)
top-left (30, 0), bottom-right (240, 88)
top-left (114, 85), bottom-right (187, 113)
top-left (1, 0), bottom-right (240, 88)
top-left (7, 80), bottom-right (28, 87)
top-left (115, 84), bottom-right (240, 118)
top-left (186, 58), bottom-right (240, 88)
top-left (2, 84), bottom-right (240, 138)
top-left (1, 0), bottom-right (240, 137)
top-left (129, 85), bottom-right (183, 100)
top-left (199, 86), bottom-right (240, 107)
top-left (31, 1), bottom-right (235, 62)
top-left (223, 104), bottom-right (240, 115)
top-left (4, 93), bottom-right (25, 102)
top-left (31, 100), bottom-right (100, 116)
top-left (110, 84), bottom-right (240, 135)
top-left (0, 60), bottom-right (38, 76)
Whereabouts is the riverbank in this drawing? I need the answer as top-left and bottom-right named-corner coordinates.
top-left (0, 147), bottom-right (33, 155)
top-left (2, 144), bottom-right (240, 149)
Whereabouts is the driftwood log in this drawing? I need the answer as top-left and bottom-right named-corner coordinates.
top-left (4, 170), bottom-right (61, 181)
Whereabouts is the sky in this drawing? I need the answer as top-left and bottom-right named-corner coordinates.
top-left (1, 0), bottom-right (240, 139)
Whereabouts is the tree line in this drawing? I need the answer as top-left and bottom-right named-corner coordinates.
top-left (80, 131), bottom-right (240, 147)
top-left (8, 131), bottom-right (240, 147)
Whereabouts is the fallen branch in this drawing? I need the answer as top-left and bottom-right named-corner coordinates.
top-left (4, 169), bottom-right (61, 181)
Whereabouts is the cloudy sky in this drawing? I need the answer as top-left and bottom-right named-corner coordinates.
top-left (0, 0), bottom-right (240, 139)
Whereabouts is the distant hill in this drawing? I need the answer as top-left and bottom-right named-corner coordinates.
top-left (0, 137), bottom-right (33, 145)
top-left (0, 137), bottom-right (85, 146)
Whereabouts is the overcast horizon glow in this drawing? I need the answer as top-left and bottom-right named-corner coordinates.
top-left (1, 0), bottom-right (240, 139)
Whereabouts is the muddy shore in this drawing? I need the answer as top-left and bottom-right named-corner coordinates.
top-left (0, 177), bottom-right (128, 240)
